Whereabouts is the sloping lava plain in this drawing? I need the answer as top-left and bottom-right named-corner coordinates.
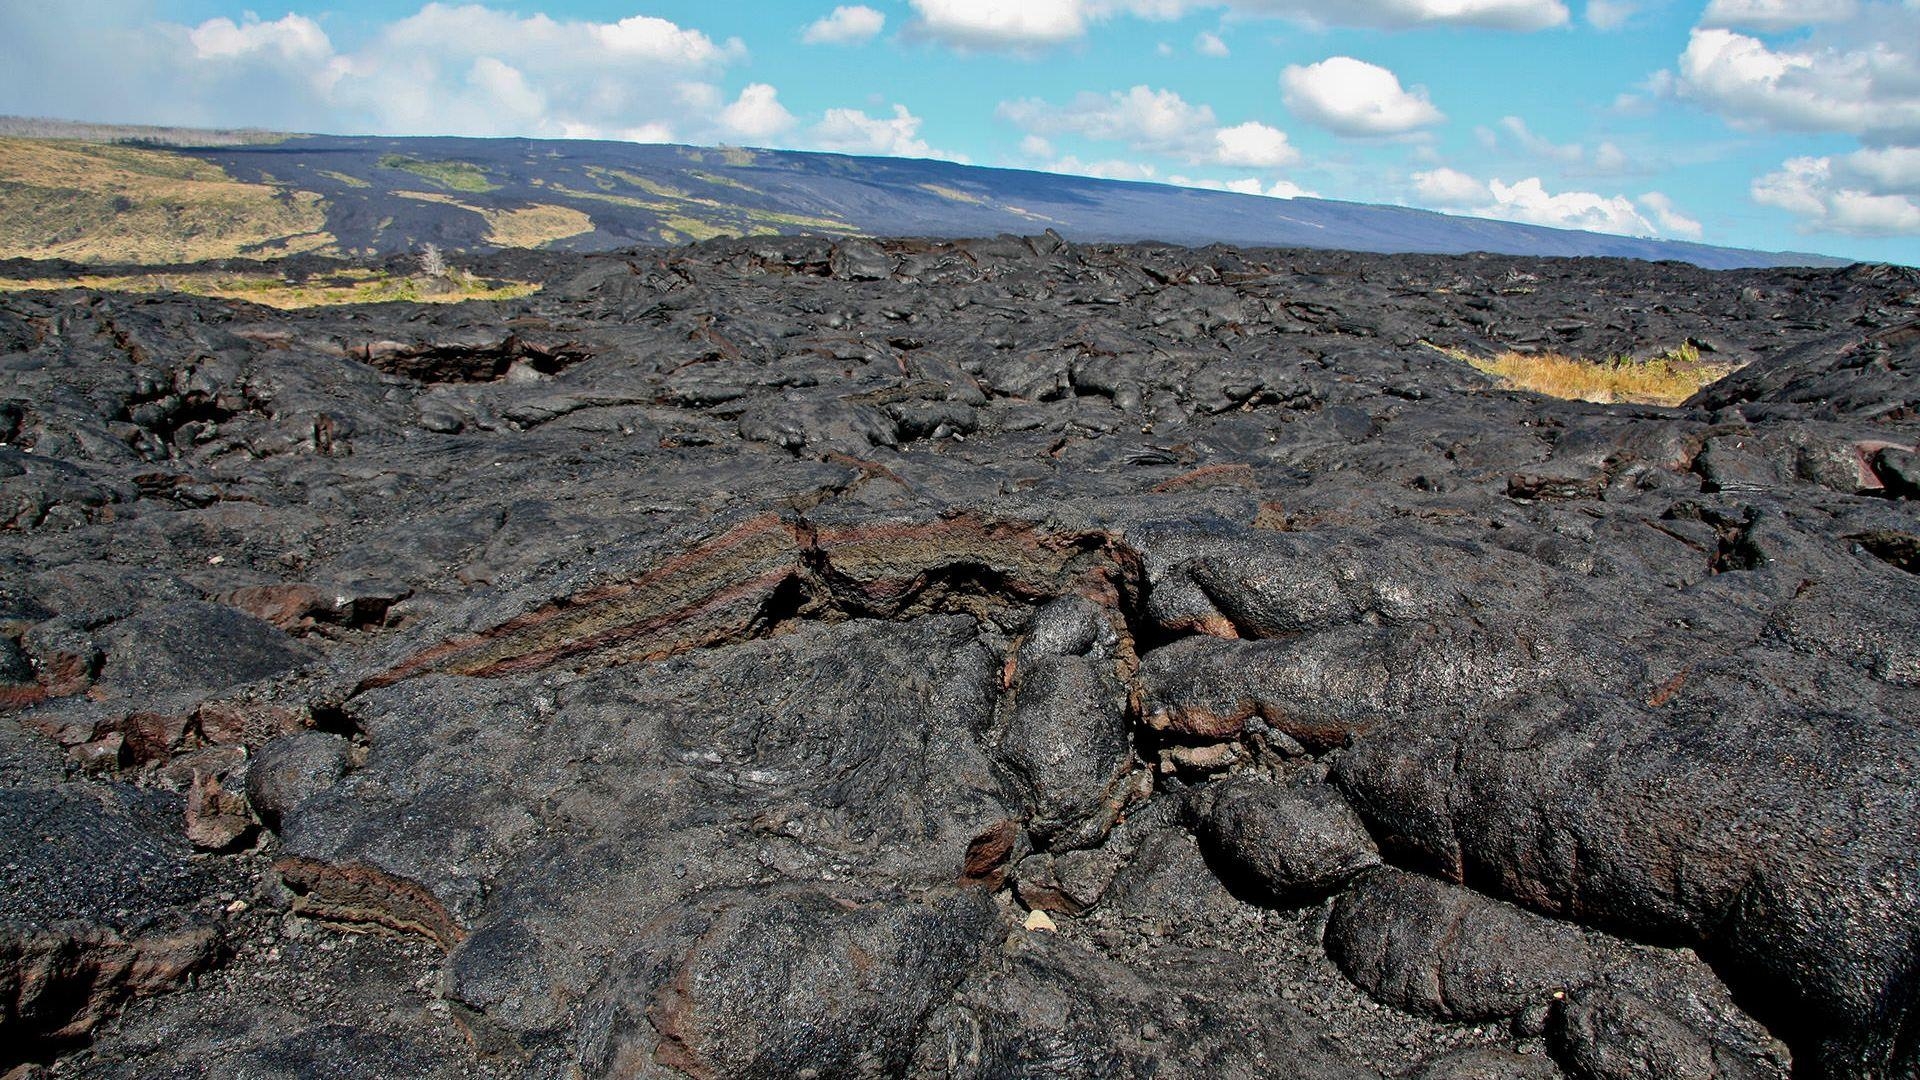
top-left (2, 235), bottom-right (1918, 1080)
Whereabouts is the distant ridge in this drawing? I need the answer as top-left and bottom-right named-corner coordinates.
top-left (0, 119), bottom-right (1850, 270)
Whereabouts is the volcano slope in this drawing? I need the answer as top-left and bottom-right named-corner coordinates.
top-left (1, 235), bottom-right (1918, 1080)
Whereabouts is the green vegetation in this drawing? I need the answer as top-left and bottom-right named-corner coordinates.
top-left (1429, 341), bottom-right (1739, 407)
top-left (377, 154), bottom-right (499, 193)
top-left (0, 267), bottom-right (540, 308)
top-left (0, 137), bottom-right (334, 262)
top-left (318, 169), bottom-right (371, 188)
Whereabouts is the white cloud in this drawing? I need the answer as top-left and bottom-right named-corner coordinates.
top-left (1282, 57), bottom-right (1444, 136)
top-left (1413, 166), bottom-right (1492, 206)
top-left (1699, 0), bottom-right (1858, 32)
top-left (1482, 177), bottom-right (1665, 235)
top-left (802, 6), bottom-right (887, 45)
top-left (1586, 0), bottom-right (1636, 29)
top-left (467, 58), bottom-right (546, 122)
top-left (174, 4), bottom-right (749, 140)
top-left (1001, 85), bottom-right (1301, 170)
top-left (902, 0), bottom-right (1568, 50)
top-left (1199, 0), bottom-right (1568, 30)
top-left (1021, 134), bottom-right (1056, 158)
top-left (1196, 30), bottom-right (1230, 56)
top-left (586, 13), bottom-right (736, 61)
top-left (811, 104), bottom-right (936, 158)
top-left (1413, 169), bottom-right (1703, 238)
top-left (907, 0), bottom-right (1090, 49)
top-left (188, 13), bottom-right (330, 61)
top-left (1169, 174), bottom-right (1318, 197)
top-left (1842, 146), bottom-right (1920, 193)
top-left (1754, 154), bottom-right (1920, 235)
top-left (0, 3), bottom-right (890, 147)
top-left (1048, 155), bottom-right (1161, 181)
top-left (1675, 25), bottom-right (1920, 141)
top-left (1637, 192), bottom-right (1704, 238)
top-left (1001, 86), bottom-right (1216, 156)
top-left (720, 83), bottom-right (795, 140)
top-left (1214, 121), bottom-right (1299, 166)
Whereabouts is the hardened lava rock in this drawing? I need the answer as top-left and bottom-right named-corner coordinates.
top-left (0, 236), bottom-right (1915, 1078)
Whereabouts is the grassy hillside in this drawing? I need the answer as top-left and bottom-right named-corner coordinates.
top-left (0, 138), bottom-right (335, 262)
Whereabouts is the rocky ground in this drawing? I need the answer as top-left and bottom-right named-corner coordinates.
top-left (1, 234), bottom-right (1917, 1080)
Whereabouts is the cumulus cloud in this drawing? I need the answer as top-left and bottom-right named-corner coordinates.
top-left (1413, 166), bottom-right (1492, 207)
top-left (720, 84), bottom-right (796, 140)
top-left (1699, 0), bottom-right (1858, 32)
top-left (1169, 174), bottom-right (1319, 197)
top-left (1753, 154), bottom-right (1920, 235)
top-left (1843, 145), bottom-right (1920, 194)
top-left (1213, 121), bottom-right (1299, 167)
top-left (1675, 24), bottom-right (1920, 141)
top-left (1195, 31), bottom-right (1230, 56)
top-left (902, 0), bottom-right (1567, 49)
top-left (0, 3), bottom-right (766, 141)
top-left (1412, 169), bottom-right (1702, 238)
top-left (1282, 57), bottom-right (1444, 137)
top-left (0, 3), bottom-right (968, 159)
top-left (1479, 177), bottom-right (1658, 234)
top-left (1636, 192), bottom-right (1705, 238)
top-left (802, 6), bottom-right (886, 45)
top-left (188, 13), bottom-right (330, 61)
top-left (1002, 85), bottom-right (1300, 171)
top-left (1047, 155), bottom-right (1162, 181)
top-left (1002, 86), bottom-right (1215, 156)
top-left (811, 104), bottom-right (937, 158)
top-left (907, 0), bottom-right (1091, 49)
top-left (1220, 0), bottom-right (1568, 29)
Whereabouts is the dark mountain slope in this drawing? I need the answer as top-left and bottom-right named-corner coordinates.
top-left (0, 120), bottom-right (1845, 269)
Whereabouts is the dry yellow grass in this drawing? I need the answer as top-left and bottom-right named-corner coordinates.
top-left (1432, 343), bottom-right (1739, 407)
top-left (391, 191), bottom-right (595, 248)
top-left (0, 137), bottom-right (335, 262)
top-left (0, 269), bottom-right (540, 308)
top-left (482, 203), bottom-right (595, 248)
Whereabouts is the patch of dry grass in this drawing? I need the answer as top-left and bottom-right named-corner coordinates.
top-left (1431, 342), bottom-right (1740, 407)
top-left (391, 191), bottom-right (595, 248)
top-left (0, 137), bottom-right (335, 263)
top-left (0, 269), bottom-right (540, 308)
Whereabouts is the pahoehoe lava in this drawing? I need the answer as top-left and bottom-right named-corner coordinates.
top-left (2, 234), bottom-right (1918, 1080)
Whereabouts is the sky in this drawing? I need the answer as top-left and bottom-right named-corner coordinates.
top-left (2, 0), bottom-right (1917, 264)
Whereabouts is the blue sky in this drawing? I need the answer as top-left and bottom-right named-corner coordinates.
top-left (3, 0), bottom-right (1917, 263)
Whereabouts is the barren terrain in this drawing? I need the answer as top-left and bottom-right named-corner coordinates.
top-left (2, 235), bottom-right (1917, 1079)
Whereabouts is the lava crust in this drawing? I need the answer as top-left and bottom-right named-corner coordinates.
top-left (2, 235), bottom-right (1918, 1080)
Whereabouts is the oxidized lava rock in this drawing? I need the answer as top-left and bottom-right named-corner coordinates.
top-left (0, 785), bottom-right (226, 1059)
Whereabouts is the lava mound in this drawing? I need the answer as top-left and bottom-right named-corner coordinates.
top-left (2, 235), bottom-right (1918, 1080)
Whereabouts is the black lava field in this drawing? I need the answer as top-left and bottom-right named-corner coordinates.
top-left (2, 235), bottom-right (1918, 1080)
